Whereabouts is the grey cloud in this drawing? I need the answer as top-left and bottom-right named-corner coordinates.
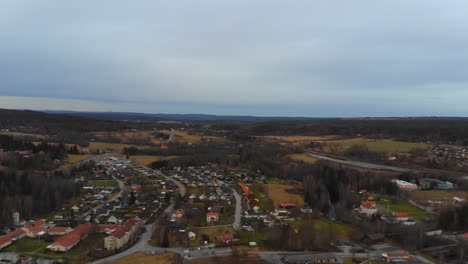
top-left (0, 0), bottom-right (468, 116)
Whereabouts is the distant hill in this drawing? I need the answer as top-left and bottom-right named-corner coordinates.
top-left (0, 109), bottom-right (154, 144)
top-left (45, 110), bottom-right (320, 122)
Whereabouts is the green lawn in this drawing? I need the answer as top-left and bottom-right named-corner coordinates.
top-left (251, 188), bottom-right (266, 210)
top-left (5, 238), bottom-right (47, 253)
top-left (240, 228), bottom-right (268, 244)
top-left (377, 196), bottom-right (429, 220)
top-left (88, 180), bottom-right (118, 188)
top-left (292, 218), bottom-right (358, 240)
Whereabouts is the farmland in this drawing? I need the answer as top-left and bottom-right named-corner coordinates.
top-left (287, 153), bottom-right (318, 164)
top-left (128, 155), bottom-right (178, 166)
top-left (260, 135), bottom-right (338, 146)
top-left (266, 183), bottom-right (304, 208)
top-left (320, 138), bottom-right (431, 153)
top-left (407, 191), bottom-right (468, 207)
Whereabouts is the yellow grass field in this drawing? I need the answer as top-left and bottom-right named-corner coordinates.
top-left (161, 129), bottom-right (225, 144)
top-left (92, 130), bottom-right (160, 145)
top-left (287, 153), bottom-right (318, 164)
top-left (86, 142), bottom-right (142, 152)
top-left (110, 251), bottom-right (180, 264)
top-left (266, 183), bottom-right (304, 208)
top-left (91, 130), bottom-right (225, 145)
top-left (407, 191), bottom-right (468, 207)
top-left (260, 135), bottom-right (338, 146)
top-left (67, 154), bottom-right (94, 163)
top-left (129, 155), bottom-right (177, 166)
top-left (322, 138), bottom-right (431, 153)
top-left (0, 132), bottom-right (47, 140)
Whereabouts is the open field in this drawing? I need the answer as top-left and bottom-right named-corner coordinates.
top-left (5, 238), bottom-right (47, 253)
top-left (260, 135), bottom-right (338, 146)
top-left (321, 138), bottom-right (431, 153)
top-left (129, 155), bottom-right (178, 166)
top-left (67, 154), bottom-right (94, 163)
top-left (0, 131), bottom-right (47, 140)
top-left (407, 191), bottom-right (468, 207)
top-left (376, 196), bottom-right (430, 220)
top-left (287, 153), bottom-right (318, 164)
top-left (292, 219), bottom-right (358, 241)
top-left (266, 183), bottom-right (304, 208)
top-left (92, 130), bottom-right (225, 145)
top-left (161, 129), bottom-right (225, 144)
top-left (87, 142), bottom-right (142, 152)
top-left (110, 251), bottom-right (181, 264)
top-left (92, 130), bottom-right (156, 144)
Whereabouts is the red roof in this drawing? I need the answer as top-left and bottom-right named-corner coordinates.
top-left (25, 220), bottom-right (45, 234)
top-left (48, 227), bottom-right (68, 234)
top-left (207, 212), bottom-right (219, 217)
top-left (238, 183), bottom-right (253, 196)
top-left (107, 218), bottom-right (139, 239)
top-left (0, 229), bottom-right (25, 246)
top-left (280, 203), bottom-right (297, 208)
top-left (394, 212), bottom-right (409, 218)
top-left (50, 223), bottom-right (95, 249)
top-left (97, 224), bottom-right (117, 232)
top-left (161, 144), bottom-right (169, 150)
top-left (131, 184), bottom-right (141, 191)
top-left (460, 233), bottom-right (468, 239)
top-left (15, 150), bottom-right (30, 155)
top-left (362, 201), bottom-right (376, 209)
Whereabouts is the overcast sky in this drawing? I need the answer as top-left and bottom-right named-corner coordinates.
top-left (1, 1), bottom-right (468, 117)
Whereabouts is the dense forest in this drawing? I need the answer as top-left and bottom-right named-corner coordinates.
top-left (0, 109), bottom-right (161, 144)
top-left (0, 170), bottom-right (80, 227)
top-left (238, 118), bottom-right (468, 145)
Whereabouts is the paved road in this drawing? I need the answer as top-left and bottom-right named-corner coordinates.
top-left (232, 188), bottom-right (242, 230)
top-left (151, 169), bottom-right (186, 197)
top-left (306, 150), bottom-right (466, 177)
top-left (306, 151), bottom-right (424, 174)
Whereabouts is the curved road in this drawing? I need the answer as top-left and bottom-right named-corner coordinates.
top-left (306, 151), bottom-right (420, 173)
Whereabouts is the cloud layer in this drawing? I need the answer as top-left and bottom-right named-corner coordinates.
top-left (1, 1), bottom-right (468, 116)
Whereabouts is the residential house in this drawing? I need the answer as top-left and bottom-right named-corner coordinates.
top-left (22, 220), bottom-right (46, 238)
top-left (188, 231), bottom-right (196, 241)
top-left (357, 201), bottom-right (377, 216)
top-left (47, 223), bottom-right (95, 252)
top-left (47, 227), bottom-right (71, 236)
top-left (280, 203), bottom-right (297, 209)
top-left (107, 216), bottom-right (118, 224)
top-left (104, 218), bottom-right (140, 250)
top-left (206, 212), bottom-right (219, 223)
top-left (391, 180), bottom-right (417, 191)
top-left (393, 212), bottom-right (410, 222)
top-left (0, 229), bottom-right (26, 250)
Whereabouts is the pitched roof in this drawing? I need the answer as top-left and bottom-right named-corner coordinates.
top-left (362, 201), bottom-right (376, 209)
top-left (106, 218), bottom-right (139, 239)
top-left (48, 227), bottom-right (68, 234)
top-left (394, 212), bottom-right (409, 218)
top-left (207, 212), bottom-right (219, 217)
top-left (0, 229), bottom-right (25, 246)
top-left (49, 223), bottom-right (95, 249)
